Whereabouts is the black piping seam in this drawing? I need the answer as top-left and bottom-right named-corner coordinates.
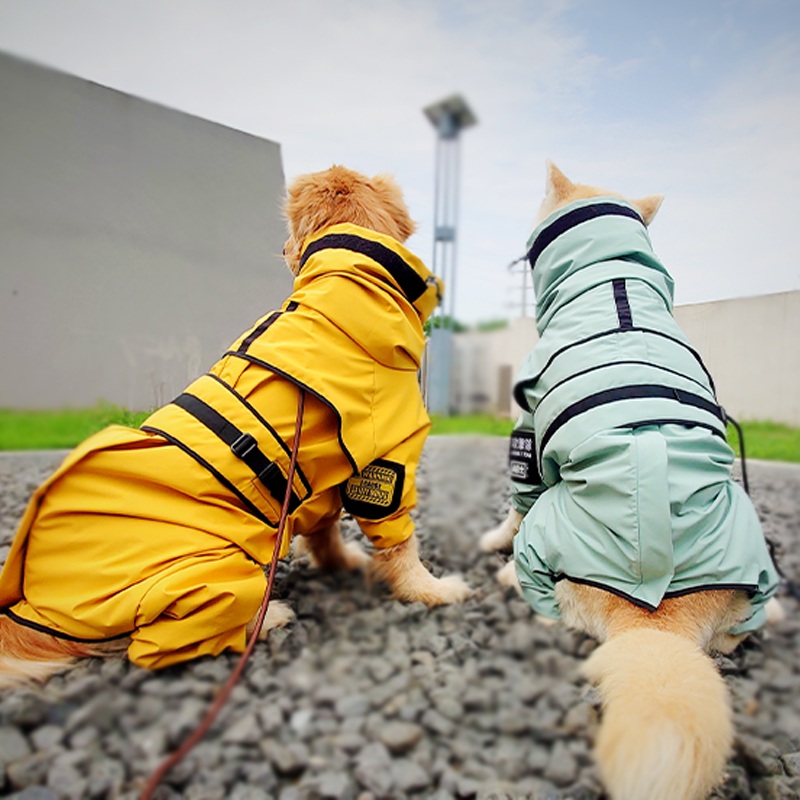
top-left (538, 384), bottom-right (726, 462)
top-left (537, 360), bottom-right (714, 412)
top-left (2, 609), bottom-right (134, 643)
top-left (237, 301), bottom-right (299, 355)
top-left (140, 425), bottom-right (277, 527)
top-left (513, 325), bottom-right (717, 410)
top-left (527, 202), bottom-right (644, 268)
top-left (663, 583), bottom-right (759, 599)
top-left (613, 279), bottom-right (633, 328)
top-left (201, 373), bottom-right (312, 497)
top-left (552, 575), bottom-right (759, 609)
top-left (223, 351), bottom-right (359, 474)
top-left (298, 233), bottom-right (427, 303)
top-left (552, 574), bottom-right (658, 611)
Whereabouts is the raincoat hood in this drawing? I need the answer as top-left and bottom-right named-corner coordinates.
top-left (526, 198), bottom-right (674, 333)
top-left (292, 223), bottom-right (443, 371)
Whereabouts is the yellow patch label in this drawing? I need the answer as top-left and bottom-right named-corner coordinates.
top-left (345, 464), bottom-right (397, 508)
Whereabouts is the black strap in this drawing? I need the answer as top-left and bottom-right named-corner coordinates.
top-left (527, 202), bottom-right (643, 268)
top-left (613, 279), bottom-right (633, 329)
top-left (298, 232), bottom-right (427, 303)
top-left (173, 393), bottom-right (301, 513)
top-left (237, 301), bottom-right (298, 355)
top-left (538, 383), bottom-right (727, 458)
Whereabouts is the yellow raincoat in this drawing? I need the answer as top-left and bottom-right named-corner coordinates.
top-left (0, 223), bottom-right (443, 669)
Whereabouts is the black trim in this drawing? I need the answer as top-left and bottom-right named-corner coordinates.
top-left (538, 360), bottom-right (713, 411)
top-left (553, 574), bottom-right (659, 611)
top-left (622, 419), bottom-right (728, 439)
top-left (172, 393), bottom-right (301, 513)
top-left (613, 279), bottom-right (633, 329)
top-left (299, 233), bottom-right (427, 303)
top-left (538, 383), bottom-right (726, 457)
top-left (2, 609), bottom-right (133, 643)
top-left (553, 575), bottom-right (759, 610)
top-left (513, 325), bottom-right (717, 410)
top-left (527, 202), bottom-right (643, 269)
top-left (140, 425), bottom-right (276, 527)
top-left (237, 301), bottom-right (298, 355)
top-left (224, 351), bottom-right (359, 473)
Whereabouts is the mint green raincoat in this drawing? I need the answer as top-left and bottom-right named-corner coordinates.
top-left (511, 198), bottom-right (779, 633)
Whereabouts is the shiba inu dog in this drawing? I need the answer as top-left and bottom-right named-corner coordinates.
top-left (481, 161), bottom-right (780, 800)
top-left (0, 165), bottom-right (469, 687)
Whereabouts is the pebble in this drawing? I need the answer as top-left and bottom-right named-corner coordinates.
top-left (0, 441), bottom-right (798, 798)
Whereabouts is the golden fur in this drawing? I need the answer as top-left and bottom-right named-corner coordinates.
top-left (481, 161), bottom-right (775, 800)
top-left (0, 165), bottom-right (468, 689)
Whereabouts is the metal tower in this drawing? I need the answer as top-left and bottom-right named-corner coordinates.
top-left (422, 94), bottom-right (477, 415)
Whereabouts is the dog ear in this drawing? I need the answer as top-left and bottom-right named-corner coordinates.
top-left (631, 194), bottom-right (665, 227)
top-left (369, 173), bottom-right (417, 242)
top-left (545, 160), bottom-right (573, 200)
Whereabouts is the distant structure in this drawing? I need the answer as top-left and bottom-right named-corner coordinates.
top-left (422, 94), bottom-right (477, 415)
top-left (0, 51), bottom-right (290, 412)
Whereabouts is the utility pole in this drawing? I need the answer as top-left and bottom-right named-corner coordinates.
top-left (422, 94), bottom-right (477, 415)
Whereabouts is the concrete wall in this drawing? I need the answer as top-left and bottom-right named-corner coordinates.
top-left (453, 290), bottom-right (800, 427)
top-left (0, 52), bottom-right (291, 412)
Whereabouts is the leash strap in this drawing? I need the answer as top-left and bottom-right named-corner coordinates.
top-left (140, 388), bottom-right (306, 799)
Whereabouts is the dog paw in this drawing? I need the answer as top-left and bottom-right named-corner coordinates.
top-left (765, 597), bottom-right (787, 626)
top-left (496, 560), bottom-right (522, 595)
top-left (340, 540), bottom-right (371, 571)
top-left (480, 509), bottom-right (523, 553)
top-left (422, 574), bottom-right (472, 606)
top-left (247, 600), bottom-right (295, 641)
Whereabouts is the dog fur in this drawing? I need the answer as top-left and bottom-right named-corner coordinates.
top-left (482, 161), bottom-right (781, 800)
top-left (0, 165), bottom-right (469, 689)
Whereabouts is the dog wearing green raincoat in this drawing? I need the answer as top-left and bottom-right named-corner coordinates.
top-left (481, 162), bottom-right (781, 800)
top-left (0, 165), bottom-right (470, 687)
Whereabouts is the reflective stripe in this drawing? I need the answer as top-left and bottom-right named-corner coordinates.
top-left (538, 384), bottom-right (726, 460)
top-left (526, 202), bottom-right (643, 268)
top-left (299, 232), bottom-right (427, 303)
top-left (172, 393), bottom-right (302, 513)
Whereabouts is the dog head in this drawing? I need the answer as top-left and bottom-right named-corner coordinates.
top-left (283, 165), bottom-right (417, 275)
top-left (535, 160), bottom-right (664, 228)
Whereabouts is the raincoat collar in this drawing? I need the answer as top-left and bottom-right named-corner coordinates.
top-left (296, 223), bottom-right (443, 324)
top-left (292, 223), bottom-right (443, 371)
top-left (525, 198), bottom-right (675, 333)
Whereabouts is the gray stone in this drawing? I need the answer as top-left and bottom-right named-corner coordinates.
top-left (377, 720), bottom-right (424, 755)
top-left (0, 725), bottom-right (31, 762)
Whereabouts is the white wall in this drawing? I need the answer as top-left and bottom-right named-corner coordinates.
top-left (453, 291), bottom-right (800, 426)
top-left (0, 52), bottom-right (291, 412)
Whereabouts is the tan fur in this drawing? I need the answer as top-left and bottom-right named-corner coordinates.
top-left (369, 533), bottom-right (470, 606)
top-left (283, 165), bottom-right (417, 275)
top-left (479, 161), bottom-right (778, 800)
top-left (0, 616), bottom-right (128, 689)
top-left (534, 160), bottom-right (664, 228)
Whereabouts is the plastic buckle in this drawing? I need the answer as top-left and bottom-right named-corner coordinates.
top-left (231, 432), bottom-right (258, 459)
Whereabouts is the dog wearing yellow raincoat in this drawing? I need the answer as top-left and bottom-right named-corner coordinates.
top-left (0, 165), bottom-right (470, 685)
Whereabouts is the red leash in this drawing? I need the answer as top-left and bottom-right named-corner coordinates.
top-left (139, 388), bottom-right (306, 799)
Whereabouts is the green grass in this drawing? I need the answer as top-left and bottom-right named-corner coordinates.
top-left (726, 420), bottom-right (800, 464)
top-left (0, 403), bottom-right (150, 451)
top-left (1, 408), bottom-right (798, 463)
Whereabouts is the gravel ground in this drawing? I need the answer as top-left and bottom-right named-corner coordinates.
top-left (0, 437), bottom-right (799, 800)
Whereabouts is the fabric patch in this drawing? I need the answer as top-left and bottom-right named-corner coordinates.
top-left (342, 459), bottom-right (405, 520)
top-left (509, 431), bottom-right (539, 483)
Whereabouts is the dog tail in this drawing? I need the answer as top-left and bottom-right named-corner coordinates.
top-left (583, 627), bottom-right (732, 800)
top-left (0, 615), bottom-right (118, 689)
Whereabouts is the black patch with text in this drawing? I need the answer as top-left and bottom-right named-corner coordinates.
top-left (509, 431), bottom-right (540, 484)
top-left (341, 459), bottom-right (405, 520)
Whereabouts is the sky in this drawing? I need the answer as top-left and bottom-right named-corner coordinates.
top-left (1, 0), bottom-right (799, 324)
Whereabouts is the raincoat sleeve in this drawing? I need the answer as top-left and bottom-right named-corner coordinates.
top-left (509, 410), bottom-right (547, 517)
top-left (342, 426), bottom-right (427, 550)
